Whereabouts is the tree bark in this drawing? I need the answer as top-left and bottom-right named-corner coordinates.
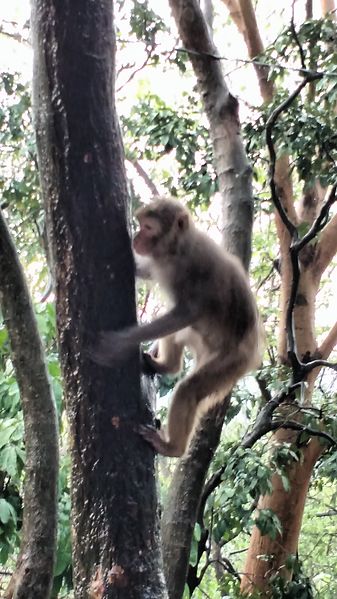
top-left (162, 401), bottom-right (230, 599)
top-left (161, 2), bottom-right (255, 598)
top-left (0, 211), bottom-right (59, 599)
top-left (220, 4), bottom-right (337, 595)
top-left (241, 434), bottom-right (322, 594)
top-left (31, 1), bottom-right (166, 598)
top-left (169, 0), bottom-right (254, 269)
top-left (321, 0), bottom-right (336, 14)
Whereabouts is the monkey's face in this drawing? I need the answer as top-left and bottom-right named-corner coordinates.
top-left (133, 216), bottom-right (162, 256)
top-left (133, 200), bottom-right (191, 259)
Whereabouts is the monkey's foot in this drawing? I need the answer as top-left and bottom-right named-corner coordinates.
top-left (139, 425), bottom-right (182, 457)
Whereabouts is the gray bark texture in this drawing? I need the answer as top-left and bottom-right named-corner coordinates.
top-left (31, 1), bottom-right (166, 598)
top-left (0, 211), bottom-right (59, 599)
top-left (162, 2), bottom-right (254, 598)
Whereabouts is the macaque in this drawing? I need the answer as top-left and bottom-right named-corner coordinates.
top-left (90, 198), bottom-right (261, 457)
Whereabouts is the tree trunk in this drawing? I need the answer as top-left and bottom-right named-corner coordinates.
top-left (162, 2), bottom-right (255, 598)
top-left (241, 434), bottom-right (322, 594)
top-left (162, 401), bottom-right (230, 599)
top-left (0, 211), bottom-right (59, 599)
top-left (31, 1), bottom-right (166, 598)
top-left (220, 2), bottom-right (337, 595)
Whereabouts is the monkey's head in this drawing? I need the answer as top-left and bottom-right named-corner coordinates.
top-left (133, 198), bottom-right (192, 259)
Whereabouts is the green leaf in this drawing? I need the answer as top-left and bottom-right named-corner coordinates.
top-left (194, 522), bottom-right (201, 542)
top-left (0, 499), bottom-right (16, 525)
top-left (0, 445), bottom-right (19, 478)
top-left (0, 423), bottom-right (17, 449)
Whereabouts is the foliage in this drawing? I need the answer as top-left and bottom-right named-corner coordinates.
top-left (122, 91), bottom-right (216, 207)
top-left (245, 18), bottom-right (337, 189)
top-left (1, 4), bottom-right (337, 597)
top-left (0, 72), bottom-right (42, 257)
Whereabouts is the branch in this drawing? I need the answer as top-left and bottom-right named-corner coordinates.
top-left (265, 74), bottom-right (332, 382)
top-left (318, 321), bottom-right (337, 360)
top-left (199, 386), bottom-right (297, 513)
top-left (290, 5), bottom-right (306, 71)
top-left (295, 184), bottom-right (337, 252)
top-left (222, 0), bottom-right (274, 101)
top-left (127, 159), bottom-right (160, 197)
top-left (0, 23), bottom-right (30, 46)
top-left (0, 209), bottom-right (59, 599)
top-left (313, 211), bottom-right (337, 279)
top-left (266, 75), bottom-right (322, 239)
top-left (270, 419), bottom-right (336, 446)
top-left (199, 381), bottom-right (335, 512)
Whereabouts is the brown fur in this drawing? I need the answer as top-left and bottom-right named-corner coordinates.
top-left (91, 198), bottom-right (262, 457)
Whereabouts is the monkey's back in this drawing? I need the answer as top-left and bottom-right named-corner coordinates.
top-left (171, 229), bottom-right (259, 355)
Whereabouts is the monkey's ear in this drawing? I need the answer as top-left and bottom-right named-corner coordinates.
top-left (176, 212), bottom-right (189, 232)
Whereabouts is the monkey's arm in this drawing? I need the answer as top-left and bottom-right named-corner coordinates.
top-left (89, 307), bottom-right (195, 367)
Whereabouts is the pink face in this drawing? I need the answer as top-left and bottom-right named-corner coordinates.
top-left (133, 217), bottom-right (162, 256)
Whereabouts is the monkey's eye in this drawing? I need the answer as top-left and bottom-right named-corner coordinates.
top-left (143, 223), bottom-right (153, 232)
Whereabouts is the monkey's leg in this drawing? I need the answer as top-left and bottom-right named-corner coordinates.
top-left (144, 353), bottom-right (247, 457)
top-left (142, 334), bottom-right (184, 375)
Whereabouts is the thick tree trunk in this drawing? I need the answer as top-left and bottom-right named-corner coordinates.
top-left (161, 401), bottom-right (230, 599)
top-left (31, 1), bottom-right (166, 598)
top-left (0, 211), bottom-right (59, 599)
top-left (161, 2), bottom-right (255, 598)
top-left (241, 434), bottom-right (322, 594)
top-left (222, 3), bottom-right (337, 595)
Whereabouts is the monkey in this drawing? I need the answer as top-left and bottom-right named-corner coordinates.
top-left (89, 197), bottom-right (262, 457)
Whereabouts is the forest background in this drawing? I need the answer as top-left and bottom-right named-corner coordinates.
top-left (0, 1), bottom-right (337, 598)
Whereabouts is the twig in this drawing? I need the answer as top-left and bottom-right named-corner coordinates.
top-left (127, 159), bottom-right (160, 197)
top-left (290, 3), bottom-right (306, 70)
top-left (270, 419), bottom-right (336, 446)
top-left (265, 76), bottom-right (321, 238)
top-left (208, 557), bottom-right (241, 582)
top-left (175, 47), bottom-right (337, 79)
top-left (295, 184), bottom-right (337, 252)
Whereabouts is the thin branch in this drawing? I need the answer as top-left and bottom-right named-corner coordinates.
top-left (116, 50), bottom-right (154, 93)
top-left (285, 185), bottom-right (337, 379)
top-left (127, 159), bottom-right (160, 197)
top-left (316, 510), bottom-right (337, 517)
top-left (290, 3), bottom-right (307, 70)
top-left (318, 321), bottom-right (337, 360)
top-left (39, 272), bottom-right (53, 303)
top-left (295, 185), bottom-right (337, 252)
top-left (199, 384), bottom-right (299, 511)
top-left (175, 47), bottom-right (336, 79)
top-left (302, 358), bottom-right (337, 375)
top-left (199, 383), bottom-right (335, 513)
top-left (270, 419), bottom-right (336, 446)
top-left (0, 24), bottom-right (30, 46)
top-left (241, 384), bottom-right (302, 448)
top-left (207, 557), bottom-right (241, 582)
top-left (256, 375), bottom-right (272, 403)
top-left (266, 79), bottom-right (312, 239)
top-left (314, 211), bottom-right (337, 278)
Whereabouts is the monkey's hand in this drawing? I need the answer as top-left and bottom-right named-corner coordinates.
top-left (140, 342), bottom-right (161, 375)
top-left (88, 330), bottom-right (134, 367)
top-left (139, 425), bottom-right (182, 457)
